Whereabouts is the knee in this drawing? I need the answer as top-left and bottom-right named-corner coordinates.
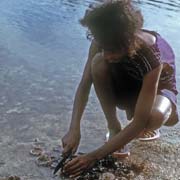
top-left (91, 53), bottom-right (108, 79)
top-left (146, 109), bottom-right (164, 130)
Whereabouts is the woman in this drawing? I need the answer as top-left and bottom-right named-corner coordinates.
top-left (62, 0), bottom-right (179, 177)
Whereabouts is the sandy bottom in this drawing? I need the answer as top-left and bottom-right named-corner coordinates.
top-left (0, 124), bottom-right (180, 180)
top-left (0, 58), bottom-right (180, 180)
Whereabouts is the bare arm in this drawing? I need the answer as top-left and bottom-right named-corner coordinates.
top-left (69, 41), bottom-right (99, 130)
top-left (62, 41), bottom-right (99, 154)
top-left (88, 64), bottom-right (163, 160)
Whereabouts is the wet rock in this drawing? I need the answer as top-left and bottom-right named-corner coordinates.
top-left (29, 146), bottom-right (44, 156)
top-left (29, 143), bottom-right (147, 179)
top-left (99, 172), bottom-right (115, 180)
top-left (52, 145), bottom-right (62, 153)
top-left (127, 170), bottom-right (135, 178)
top-left (133, 175), bottom-right (145, 180)
top-left (36, 153), bottom-right (52, 167)
top-left (8, 177), bottom-right (21, 180)
top-left (117, 177), bottom-right (128, 180)
top-left (0, 176), bottom-right (21, 180)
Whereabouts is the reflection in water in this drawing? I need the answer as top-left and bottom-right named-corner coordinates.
top-left (0, 0), bottom-right (179, 61)
top-left (1, 0), bottom-right (179, 38)
top-left (60, 0), bottom-right (180, 12)
top-left (0, 0), bottom-right (179, 75)
top-left (135, 0), bottom-right (180, 12)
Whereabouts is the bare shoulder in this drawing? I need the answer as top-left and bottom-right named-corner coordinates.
top-left (136, 30), bottom-right (156, 46)
top-left (88, 40), bottom-right (100, 58)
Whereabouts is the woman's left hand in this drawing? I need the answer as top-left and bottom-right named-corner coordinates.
top-left (63, 154), bottom-right (95, 178)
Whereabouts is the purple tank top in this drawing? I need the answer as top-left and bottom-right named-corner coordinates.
top-left (102, 29), bottom-right (179, 122)
top-left (112, 29), bottom-right (179, 122)
top-left (119, 30), bottom-right (178, 100)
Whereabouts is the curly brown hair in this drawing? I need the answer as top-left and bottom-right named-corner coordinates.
top-left (80, 0), bottom-right (144, 56)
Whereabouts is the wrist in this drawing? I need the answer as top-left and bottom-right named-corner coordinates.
top-left (69, 123), bottom-right (80, 132)
top-left (86, 152), bottom-right (98, 162)
top-left (87, 150), bottom-right (103, 161)
top-left (69, 128), bottom-right (80, 135)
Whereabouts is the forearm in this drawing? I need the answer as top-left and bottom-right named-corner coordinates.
top-left (69, 82), bottom-right (91, 130)
top-left (133, 64), bottom-right (162, 125)
top-left (69, 41), bottom-right (98, 131)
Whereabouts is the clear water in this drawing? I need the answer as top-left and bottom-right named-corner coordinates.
top-left (0, 0), bottom-right (179, 119)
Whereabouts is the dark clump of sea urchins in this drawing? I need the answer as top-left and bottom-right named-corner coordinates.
top-left (60, 154), bottom-right (144, 180)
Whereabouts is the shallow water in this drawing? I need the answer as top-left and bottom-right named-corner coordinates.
top-left (0, 0), bottom-right (179, 136)
top-left (0, 0), bottom-right (179, 138)
top-left (0, 0), bottom-right (179, 74)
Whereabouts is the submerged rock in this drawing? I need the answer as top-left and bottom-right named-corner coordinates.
top-left (0, 176), bottom-right (21, 180)
top-left (29, 145), bottom-right (44, 156)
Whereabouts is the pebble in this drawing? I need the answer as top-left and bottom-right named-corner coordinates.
top-left (35, 154), bottom-right (52, 167)
top-left (29, 146), bottom-right (44, 156)
top-left (118, 177), bottom-right (127, 180)
top-left (100, 172), bottom-right (115, 180)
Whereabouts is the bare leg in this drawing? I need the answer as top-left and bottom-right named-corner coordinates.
top-left (91, 53), bottom-right (121, 137)
top-left (138, 95), bottom-right (172, 140)
top-left (146, 95), bottom-right (172, 131)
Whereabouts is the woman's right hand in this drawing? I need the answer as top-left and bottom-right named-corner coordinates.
top-left (61, 129), bottom-right (81, 155)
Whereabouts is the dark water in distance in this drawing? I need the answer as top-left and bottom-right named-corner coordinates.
top-left (0, 0), bottom-right (179, 113)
